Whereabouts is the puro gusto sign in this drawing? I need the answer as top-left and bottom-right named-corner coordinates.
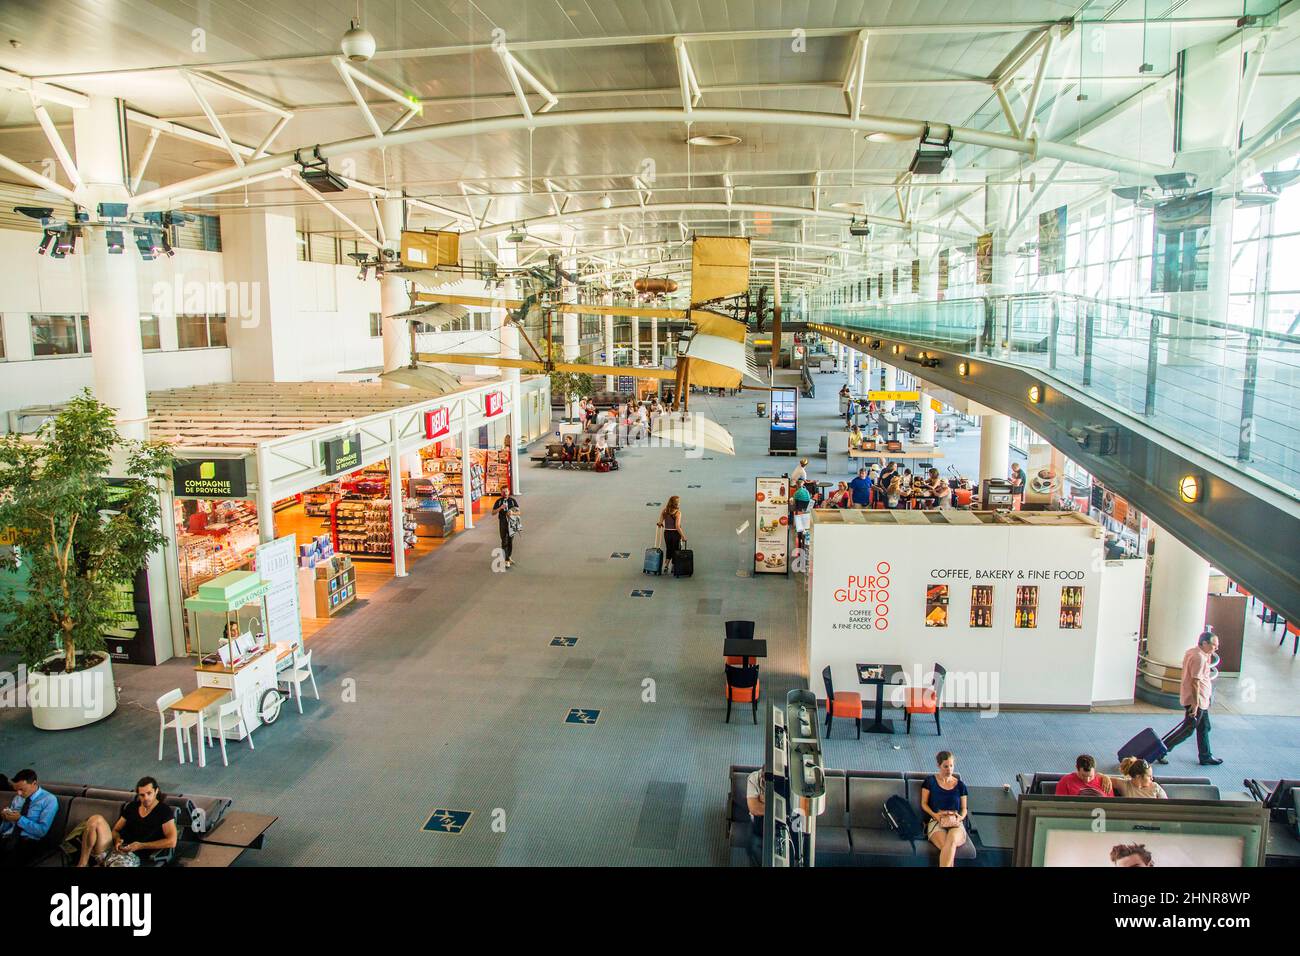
top-left (831, 561), bottom-right (892, 631)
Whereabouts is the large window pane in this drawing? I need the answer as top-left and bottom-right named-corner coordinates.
top-left (79, 314), bottom-right (91, 353)
top-left (208, 314), bottom-right (227, 348)
top-left (30, 314), bottom-right (80, 356)
top-left (177, 314), bottom-right (210, 349)
top-left (140, 314), bottom-right (161, 350)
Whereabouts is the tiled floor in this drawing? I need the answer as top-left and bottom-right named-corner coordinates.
top-left (1, 368), bottom-right (1295, 866)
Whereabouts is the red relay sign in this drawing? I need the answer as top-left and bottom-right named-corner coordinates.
top-left (484, 391), bottom-right (504, 417)
top-left (425, 407), bottom-right (451, 440)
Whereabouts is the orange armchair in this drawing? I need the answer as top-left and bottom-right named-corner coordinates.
top-left (821, 666), bottom-right (863, 738)
top-left (904, 662), bottom-right (946, 735)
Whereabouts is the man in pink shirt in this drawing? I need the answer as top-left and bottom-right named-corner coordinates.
top-left (1160, 630), bottom-right (1222, 766)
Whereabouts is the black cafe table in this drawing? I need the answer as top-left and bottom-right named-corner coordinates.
top-left (724, 638), bottom-right (768, 667)
top-left (856, 663), bottom-right (905, 734)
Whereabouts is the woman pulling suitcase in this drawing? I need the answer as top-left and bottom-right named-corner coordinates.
top-left (657, 496), bottom-right (690, 576)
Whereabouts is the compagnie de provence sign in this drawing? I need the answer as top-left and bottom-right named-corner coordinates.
top-left (172, 458), bottom-right (248, 499)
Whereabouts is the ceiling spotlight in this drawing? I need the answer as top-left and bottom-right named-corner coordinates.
top-left (1027, 384), bottom-right (1043, 404)
top-left (340, 19), bottom-right (377, 62)
top-left (105, 229), bottom-right (125, 254)
top-left (600, 194), bottom-right (612, 209)
top-left (1178, 474), bottom-right (1201, 504)
top-left (686, 134), bottom-right (742, 148)
top-left (909, 123), bottom-right (953, 176)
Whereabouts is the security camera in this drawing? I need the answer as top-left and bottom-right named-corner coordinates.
top-left (340, 20), bottom-right (376, 62)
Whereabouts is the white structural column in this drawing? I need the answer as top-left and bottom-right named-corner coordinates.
top-left (651, 317), bottom-right (660, 366)
top-left (1145, 526), bottom-right (1211, 669)
top-left (74, 97), bottom-right (147, 440)
top-left (74, 95), bottom-right (173, 663)
top-left (497, 242), bottom-right (522, 494)
top-left (978, 413), bottom-right (1011, 483)
top-left (918, 391), bottom-right (936, 444)
top-left (460, 401), bottom-right (474, 530)
top-left (631, 314), bottom-right (640, 367)
top-left (560, 257), bottom-right (580, 417)
top-left (218, 208), bottom-right (298, 381)
top-left (857, 358), bottom-right (871, 397)
top-left (379, 198), bottom-right (411, 372)
top-left (388, 416), bottom-right (407, 577)
top-left (603, 294), bottom-right (615, 390)
top-left (882, 362), bottom-right (898, 410)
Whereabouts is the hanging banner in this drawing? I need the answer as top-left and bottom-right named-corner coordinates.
top-left (256, 534), bottom-right (303, 653)
top-left (869, 390), bottom-right (920, 403)
top-left (911, 259), bottom-right (921, 294)
top-left (892, 267), bottom-right (900, 295)
top-left (754, 477), bottom-right (791, 575)
top-left (938, 249), bottom-right (950, 293)
top-left (425, 406), bottom-right (452, 441)
top-left (1038, 205), bottom-right (1067, 275)
top-left (484, 390), bottom-right (505, 417)
top-left (930, 398), bottom-right (943, 414)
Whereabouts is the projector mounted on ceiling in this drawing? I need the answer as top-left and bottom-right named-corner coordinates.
top-left (909, 123), bottom-right (953, 176)
top-left (848, 216), bottom-right (870, 237)
top-left (295, 146), bottom-right (349, 193)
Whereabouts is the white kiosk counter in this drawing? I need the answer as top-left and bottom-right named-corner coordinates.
top-left (807, 509), bottom-right (1146, 709)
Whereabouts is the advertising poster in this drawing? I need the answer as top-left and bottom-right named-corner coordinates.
top-left (256, 534), bottom-right (303, 653)
top-left (103, 479), bottom-right (157, 665)
top-left (892, 267), bottom-right (900, 295)
top-left (911, 258), bottom-right (921, 294)
top-left (1038, 205), bottom-right (1067, 275)
top-left (754, 477), bottom-right (790, 575)
top-left (1040, 829), bottom-right (1246, 868)
top-left (976, 233), bottom-right (994, 285)
top-left (768, 386), bottom-right (798, 453)
top-left (938, 249), bottom-right (949, 294)
top-left (1025, 443), bottom-right (1064, 507)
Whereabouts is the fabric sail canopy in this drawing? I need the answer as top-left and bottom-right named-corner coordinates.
top-left (690, 236), bottom-right (751, 304)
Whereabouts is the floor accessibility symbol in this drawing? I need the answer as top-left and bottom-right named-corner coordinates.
top-left (423, 809), bottom-right (472, 833)
top-left (565, 708), bottom-right (601, 725)
top-left (610, 552), bottom-right (630, 559)
top-left (551, 636), bottom-right (578, 647)
top-left (631, 589), bottom-right (653, 598)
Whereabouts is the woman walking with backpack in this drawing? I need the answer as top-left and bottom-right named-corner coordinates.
top-left (657, 496), bottom-right (687, 574)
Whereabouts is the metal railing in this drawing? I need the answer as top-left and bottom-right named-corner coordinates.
top-left (813, 291), bottom-right (1300, 496)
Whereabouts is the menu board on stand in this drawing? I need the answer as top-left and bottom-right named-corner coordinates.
top-left (754, 477), bottom-right (791, 576)
top-left (255, 534), bottom-right (303, 653)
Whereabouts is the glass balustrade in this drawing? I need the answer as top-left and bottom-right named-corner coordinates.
top-left (813, 292), bottom-right (1300, 496)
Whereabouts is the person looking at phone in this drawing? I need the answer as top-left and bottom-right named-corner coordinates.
top-left (920, 751), bottom-right (969, 867)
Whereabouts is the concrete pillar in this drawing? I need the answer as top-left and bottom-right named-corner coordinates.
top-left (857, 361), bottom-right (871, 397)
top-left (631, 314), bottom-right (640, 367)
top-left (497, 243), bottom-right (521, 492)
top-left (603, 301), bottom-right (615, 390)
top-left (561, 263), bottom-right (579, 418)
top-left (508, 377), bottom-right (522, 494)
top-left (883, 363), bottom-right (898, 410)
top-left (388, 433), bottom-right (407, 577)
top-left (978, 413), bottom-right (1011, 483)
top-left (918, 392), bottom-right (936, 444)
top-left (379, 198), bottom-right (410, 372)
top-left (219, 208), bottom-right (298, 381)
top-left (460, 403), bottom-right (474, 531)
top-left (651, 317), bottom-right (660, 366)
top-left (1145, 527), bottom-right (1211, 668)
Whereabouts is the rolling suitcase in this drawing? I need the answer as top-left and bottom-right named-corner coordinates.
top-left (1117, 727), bottom-right (1168, 765)
top-left (644, 529), bottom-right (664, 576)
top-left (672, 548), bottom-right (694, 578)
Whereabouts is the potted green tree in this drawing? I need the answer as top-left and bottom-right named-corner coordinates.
top-left (0, 390), bottom-right (173, 730)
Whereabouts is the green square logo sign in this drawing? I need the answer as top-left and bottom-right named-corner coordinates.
top-left (199, 461), bottom-right (216, 480)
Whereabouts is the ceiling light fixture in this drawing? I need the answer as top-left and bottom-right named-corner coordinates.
top-left (600, 194), bottom-right (612, 209)
top-left (909, 124), bottom-right (954, 176)
top-left (1178, 474), bottom-right (1201, 504)
top-left (957, 361), bottom-right (969, 376)
top-left (1028, 384), bottom-right (1043, 404)
top-left (340, 18), bottom-right (377, 63)
top-left (865, 131), bottom-right (913, 144)
top-left (686, 134), bottom-right (741, 147)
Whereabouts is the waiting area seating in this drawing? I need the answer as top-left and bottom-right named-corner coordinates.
top-left (0, 780), bottom-right (272, 867)
top-left (726, 766), bottom-right (979, 867)
top-left (1015, 771), bottom-right (1220, 800)
top-left (532, 442), bottom-right (619, 471)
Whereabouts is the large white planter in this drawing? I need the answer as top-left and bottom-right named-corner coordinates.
top-left (29, 654), bottom-right (118, 730)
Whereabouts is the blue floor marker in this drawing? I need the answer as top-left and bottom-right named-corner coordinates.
top-left (551, 636), bottom-right (578, 647)
top-left (423, 809), bottom-right (472, 833)
top-left (631, 589), bottom-right (654, 598)
top-left (565, 708), bottom-right (601, 725)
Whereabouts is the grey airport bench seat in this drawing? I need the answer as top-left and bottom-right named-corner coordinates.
top-left (726, 765), bottom-right (976, 866)
top-left (1017, 772), bottom-right (1218, 800)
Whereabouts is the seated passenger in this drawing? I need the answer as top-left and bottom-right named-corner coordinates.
top-left (848, 424), bottom-right (863, 447)
top-left (0, 768), bottom-right (58, 866)
top-left (1115, 757), bottom-right (1167, 799)
top-left (560, 435), bottom-right (578, 462)
top-left (885, 475), bottom-right (903, 509)
top-left (77, 776), bottom-right (178, 867)
top-left (920, 750), bottom-right (969, 868)
top-left (1054, 754), bottom-right (1115, 798)
top-left (577, 437), bottom-right (595, 462)
top-left (825, 481), bottom-right (852, 508)
top-left (594, 434), bottom-right (611, 462)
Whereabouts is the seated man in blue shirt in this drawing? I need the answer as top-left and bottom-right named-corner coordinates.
top-left (848, 468), bottom-right (873, 508)
top-left (0, 768), bottom-right (59, 866)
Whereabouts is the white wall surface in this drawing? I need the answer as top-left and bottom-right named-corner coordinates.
top-left (807, 519), bottom-right (1109, 708)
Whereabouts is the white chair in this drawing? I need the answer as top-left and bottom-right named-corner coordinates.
top-left (156, 689), bottom-right (198, 764)
top-left (204, 697), bottom-right (255, 767)
top-left (279, 648), bottom-right (319, 713)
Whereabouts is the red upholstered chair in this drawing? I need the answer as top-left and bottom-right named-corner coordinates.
top-left (904, 663), bottom-right (946, 735)
top-left (821, 666), bottom-right (862, 738)
top-left (1281, 622), bottom-right (1298, 657)
top-left (724, 656), bottom-right (745, 666)
top-left (953, 488), bottom-right (973, 508)
top-left (725, 665), bottom-right (761, 724)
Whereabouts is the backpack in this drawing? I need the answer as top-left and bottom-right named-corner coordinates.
top-left (882, 794), bottom-right (924, 847)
